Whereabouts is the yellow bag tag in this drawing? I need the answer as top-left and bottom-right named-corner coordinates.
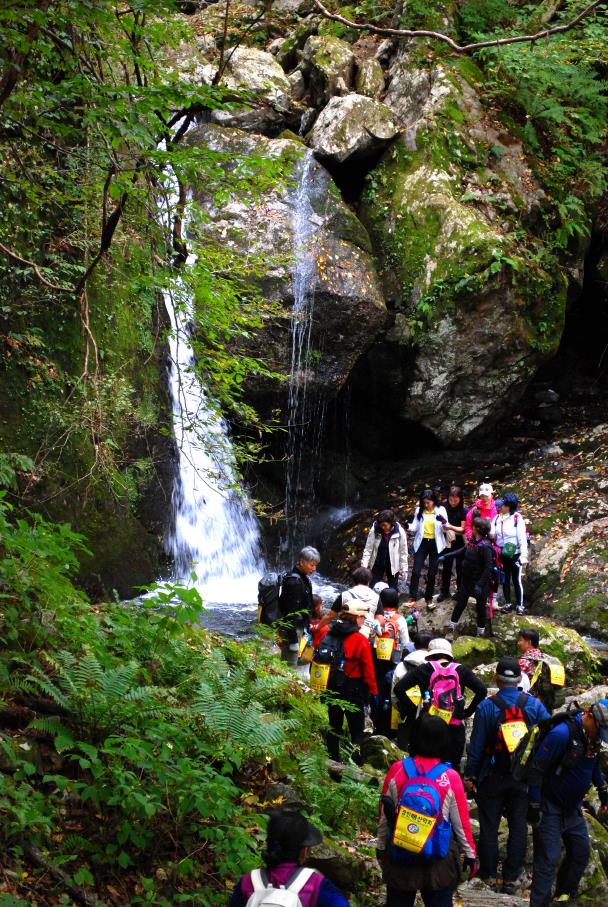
top-left (299, 635), bottom-right (308, 657)
top-left (428, 704), bottom-right (453, 724)
top-left (310, 662), bottom-right (330, 691)
top-left (530, 661), bottom-right (542, 687)
top-left (407, 686), bottom-right (422, 706)
top-left (300, 644), bottom-right (314, 664)
top-left (376, 637), bottom-right (394, 661)
top-left (391, 707), bottom-right (400, 731)
top-left (393, 806), bottom-right (436, 853)
top-left (500, 720), bottom-right (528, 753)
top-left (549, 662), bottom-right (566, 687)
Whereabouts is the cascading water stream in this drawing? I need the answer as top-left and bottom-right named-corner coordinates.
top-left (284, 152), bottom-right (327, 554)
top-left (161, 159), bottom-right (265, 607)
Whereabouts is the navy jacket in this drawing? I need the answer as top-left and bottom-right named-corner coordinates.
top-left (529, 712), bottom-right (606, 810)
top-left (465, 687), bottom-right (550, 784)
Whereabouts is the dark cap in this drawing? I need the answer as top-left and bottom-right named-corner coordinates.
top-left (496, 656), bottom-right (522, 682)
top-left (267, 809), bottom-right (323, 850)
top-left (590, 699), bottom-right (608, 743)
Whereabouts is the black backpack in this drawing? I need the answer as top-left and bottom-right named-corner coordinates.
top-left (311, 633), bottom-right (347, 692)
top-left (511, 704), bottom-right (582, 784)
top-left (529, 657), bottom-right (567, 714)
top-left (257, 571), bottom-right (283, 625)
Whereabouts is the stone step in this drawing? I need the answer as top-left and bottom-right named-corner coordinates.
top-left (455, 880), bottom-right (528, 906)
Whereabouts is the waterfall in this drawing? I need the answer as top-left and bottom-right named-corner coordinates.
top-left (161, 181), bottom-right (265, 606)
top-left (284, 152), bottom-right (326, 554)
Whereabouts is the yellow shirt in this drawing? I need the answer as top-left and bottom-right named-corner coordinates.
top-left (423, 511), bottom-right (436, 539)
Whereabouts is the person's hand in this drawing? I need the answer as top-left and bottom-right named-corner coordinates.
top-left (462, 856), bottom-right (477, 879)
top-left (527, 803), bottom-right (542, 827)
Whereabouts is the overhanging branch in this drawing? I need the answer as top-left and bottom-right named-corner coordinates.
top-left (311, 0), bottom-right (606, 53)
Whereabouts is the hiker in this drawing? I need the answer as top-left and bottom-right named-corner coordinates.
top-left (437, 486), bottom-right (468, 603)
top-left (372, 587), bottom-right (410, 734)
top-left (377, 714), bottom-right (477, 907)
top-left (278, 546), bottom-right (320, 667)
top-left (490, 493), bottom-right (528, 615)
top-left (361, 509), bottom-right (408, 591)
top-left (518, 628), bottom-right (543, 682)
top-left (407, 489), bottom-right (449, 610)
top-left (313, 599), bottom-right (378, 761)
top-left (393, 638), bottom-right (487, 772)
top-left (391, 632), bottom-right (434, 751)
top-left (464, 483), bottom-right (497, 540)
top-left (317, 566), bottom-right (380, 632)
top-left (528, 700), bottom-right (608, 907)
top-left (446, 517), bottom-right (493, 638)
top-left (464, 656), bottom-right (550, 894)
top-left (229, 806), bottom-right (350, 906)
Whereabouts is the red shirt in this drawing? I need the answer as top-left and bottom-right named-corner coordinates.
top-left (316, 625), bottom-right (378, 695)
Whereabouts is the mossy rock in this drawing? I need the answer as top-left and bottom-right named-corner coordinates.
top-left (549, 530), bottom-right (608, 638)
top-left (491, 615), bottom-right (597, 688)
top-left (579, 814), bottom-right (608, 902)
top-left (358, 734), bottom-right (404, 770)
top-left (301, 35), bottom-right (355, 105)
top-left (452, 635), bottom-right (496, 668)
top-left (307, 839), bottom-right (371, 890)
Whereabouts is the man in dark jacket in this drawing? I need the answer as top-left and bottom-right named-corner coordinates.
top-left (393, 637), bottom-right (487, 772)
top-left (447, 517), bottom-right (493, 637)
top-left (464, 657), bottom-right (550, 894)
top-left (528, 699), bottom-right (608, 907)
top-left (278, 546), bottom-right (319, 666)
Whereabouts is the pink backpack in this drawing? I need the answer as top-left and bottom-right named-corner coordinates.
top-left (427, 661), bottom-right (464, 726)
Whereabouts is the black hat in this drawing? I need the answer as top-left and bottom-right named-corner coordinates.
top-left (496, 656), bottom-right (522, 682)
top-left (267, 809), bottom-right (323, 850)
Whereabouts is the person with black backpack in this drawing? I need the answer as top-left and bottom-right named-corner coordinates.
top-left (277, 547), bottom-right (320, 667)
top-left (228, 806), bottom-right (350, 907)
top-left (377, 714), bottom-right (477, 907)
top-left (527, 699), bottom-right (608, 907)
top-left (393, 638), bottom-right (487, 772)
top-left (311, 599), bottom-right (378, 762)
top-left (463, 657), bottom-right (550, 895)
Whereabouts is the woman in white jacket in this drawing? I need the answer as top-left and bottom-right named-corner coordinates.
top-left (407, 489), bottom-right (448, 610)
top-left (361, 509), bottom-right (408, 591)
top-left (491, 492), bottom-right (528, 615)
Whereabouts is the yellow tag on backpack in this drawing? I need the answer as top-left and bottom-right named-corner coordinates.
top-left (549, 662), bottom-right (565, 686)
top-left (393, 806), bottom-right (436, 853)
top-left (500, 719), bottom-right (528, 753)
top-left (407, 685), bottom-right (422, 706)
top-left (428, 704), bottom-right (453, 724)
top-left (376, 637), bottom-right (394, 660)
top-left (310, 662), bottom-right (330, 691)
top-left (299, 637), bottom-right (314, 664)
top-left (391, 707), bottom-right (400, 730)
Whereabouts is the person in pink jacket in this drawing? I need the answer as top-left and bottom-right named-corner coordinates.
top-left (377, 715), bottom-right (477, 907)
top-left (464, 483), bottom-right (497, 540)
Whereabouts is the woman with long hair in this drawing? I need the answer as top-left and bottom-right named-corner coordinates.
top-left (407, 489), bottom-right (448, 609)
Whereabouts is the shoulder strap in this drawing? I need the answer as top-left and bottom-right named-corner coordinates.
top-left (402, 756), bottom-right (417, 778)
top-left (517, 692), bottom-right (530, 711)
top-left (426, 761), bottom-right (450, 781)
top-left (251, 868), bottom-right (268, 891)
top-left (286, 867), bottom-right (317, 894)
top-left (490, 692), bottom-right (508, 712)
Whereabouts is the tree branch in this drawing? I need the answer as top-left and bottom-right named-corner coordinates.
top-left (0, 241), bottom-right (72, 292)
top-left (311, 0), bottom-right (606, 53)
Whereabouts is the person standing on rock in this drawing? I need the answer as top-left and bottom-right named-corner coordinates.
top-left (229, 806), bottom-right (350, 907)
top-left (490, 492), bottom-right (528, 615)
top-left (437, 485), bottom-right (468, 603)
top-left (317, 566), bottom-right (381, 632)
top-left (278, 546), bottom-right (320, 667)
top-left (377, 714), bottom-right (477, 907)
top-left (407, 489), bottom-right (449, 609)
top-left (446, 517), bottom-right (493, 638)
top-left (528, 699), bottom-right (608, 907)
top-left (361, 509), bottom-right (408, 591)
top-left (463, 657), bottom-right (550, 895)
top-left (464, 483), bottom-right (497, 540)
top-left (393, 638), bottom-right (487, 772)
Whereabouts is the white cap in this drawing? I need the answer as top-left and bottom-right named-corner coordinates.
top-left (373, 581), bottom-right (389, 594)
top-left (478, 483), bottom-right (494, 496)
top-left (425, 638), bottom-right (453, 659)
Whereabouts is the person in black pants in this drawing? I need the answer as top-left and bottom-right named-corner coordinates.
top-left (438, 485), bottom-right (468, 602)
top-left (407, 489), bottom-right (449, 609)
top-left (447, 518), bottom-right (492, 638)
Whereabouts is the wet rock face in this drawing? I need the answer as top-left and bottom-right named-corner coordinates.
top-left (210, 46), bottom-right (292, 133)
top-left (186, 123), bottom-right (386, 408)
top-left (308, 94), bottom-right (399, 164)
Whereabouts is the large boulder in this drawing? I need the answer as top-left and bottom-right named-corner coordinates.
top-left (358, 734), bottom-right (403, 770)
top-left (307, 840), bottom-right (372, 890)
top-left (308, 94), bottom-right (399, 164)
top-left (358, 56), bottom-right (568, 445)
top-left (210, 46), bottom-right (291, 133)
top-left (301, 36), bottom-right (355, 106)
top-left (452, 635), bottom-right (496, 669)
top-left (185, 124), bottom-right (386, 410)
top-left (354, 57), bottom-right (385, 98)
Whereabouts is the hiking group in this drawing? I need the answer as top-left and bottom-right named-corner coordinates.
top-left (249, 482), bottom-right (608, 907)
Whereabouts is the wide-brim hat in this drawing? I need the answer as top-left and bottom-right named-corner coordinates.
top-left (425, 638), bottom-right (453, 659)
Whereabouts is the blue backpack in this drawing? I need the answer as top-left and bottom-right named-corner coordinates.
top-left (387, 757), bottom-right (453, 864)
